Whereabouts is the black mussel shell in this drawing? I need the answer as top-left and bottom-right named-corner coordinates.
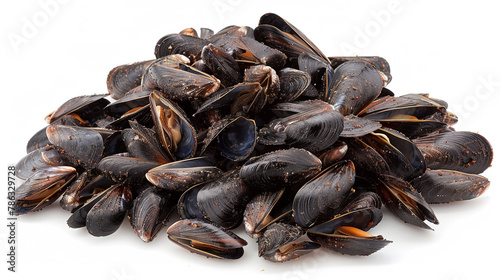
top-left (122, 120), bottom-right (170, 164)
top-left (16, 145), bottom-right (73, 180)
top-left (413, 131), bottom-right (493, 174)
top-left (308, 227), bottom-right (391, 256)
top-left (146, 157), bottom-right (223, 192)
top-left (325, 61), bottom-right (385, 116)
top-left (46, 94), bottom-right (110, 125)
top-left (177, 183), bottom-right (205, 220)
top-left (130, 186), bottom-right (174, 242)
top-left (258, 13), bottom-right (329, 63)
top-left (14, 166), bottom-right (77, 215)
top-left (376, 174), bottom-right (438, 230)
top-left (329, 56), bottom-right (391, 84)
top-left (60, 172), bottom-right (114, 212)
top-left (85, 184), bottom-right (133, 237)
top-left (97, 156), bottom-right (160, 188)
top-left (277, 68), bottom-right (311, 102)
top-left (26, 126), bottom-right (51, 153)
top-left (142, 56), bottom-right (220, 102)
top-left (259, 101), bottom-right (343, 153)
top-left (202, 43), bottom-right (242, 87)
top-left (167, 219), bottom-right (247, 259)
top-left (293, 160), bottom-right (356, 228)
top-left (154, 34), bottom-right (207, 63)
top-left (197, 169), bottom-right (254, 229)
top-left (243, 65), bottom-right (280, 113)
top-left (46, 125), bottom-right (104, 169)
top-left (104, 91), bottom-right (151, 118)
top-left (343, 137), bottom-right (390, 180)
top-left (258, 223), bottom-right (320, 262)
top-left (107, 60), bottom-right (154, 100)
top-left (340, 115), bottom-right (382, 138)
top-left (411, 169), bottom-right (490, 203)
top-left (226, 36), bottom-right (287, 70)
top-left (243, 188), bottom-right (285, 238)
top-left (194, 82), bottom-right (261, 116)
top-left (240, 148), bottom-right (322, 192)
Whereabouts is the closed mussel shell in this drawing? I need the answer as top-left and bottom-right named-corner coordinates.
top-left (60, 172), bottom-right (114, 212)
top-left (411, 169), bottom-right (490, 203)
top-left (277, 68), bottom-right (310, 102)
top-left (130, 186), bottom-right (174, 242)
top-left (202, 43), bottom-right (242, 87)
top-left (86, 184), bottom-right (133, 237)
top-left (413, 131), bottom-right (493, 174)
top-left (146, 157), bottom-right (223, 192)
top-left (122, 120), bottom-right (171, 164)
top-left (16, 145), bottom-right (73, 180)
top-left (107, 60), bottom-right (155, 100)
top-left (154, 34), bottom-right (207, 62)
top-left (376, 174), bottom-right (438, 230)
top-left (325, 61), bottom-right (384, 116)
top-left (197, 169), bottom-right (254, 229)
top-left (14, 166), bottom-right (77, 215)
top-left (307, 207), bottom-right (390, 256)
top-left (258, 223), bottom-right (320, 262)
top-left (46, 94), bottom-right (110, 125)
top-left (167, 219), bottom-right (247, 259)
top-left (240, 148), bottom-right (322, 192)
top-left (244, 188), bottom-right (285, 238)
top-left (293, 160), bottom-right (355, 228)
top-left (46, 125), bottom-right (104, 169)
top-left (259, 101), bottom-right (343, 153)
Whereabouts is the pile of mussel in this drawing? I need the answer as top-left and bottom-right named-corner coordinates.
top-left (14, 13), bottom-right (493, 262)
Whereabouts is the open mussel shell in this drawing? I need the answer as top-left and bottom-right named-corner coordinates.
top-left (244, 188), bottom-right (285, 238)
top-left (167, 219), bottom-right (247, 259)
top-left (46, 125), bottom-right (104, 169)
top-left (142, 56), bottom-right (220, 102)
top-left (177, 183), bottom-right (205, 220)
top-left (15, 145), bottom-right (73, 180)
top-left (201, 116), bottom-right (257, 162)
top-left (201, 43), bottom-right (242, 87)
top-left (325, 61), bottom-right (384, 116)
top-left (46, 94), bottom-right (110, 125)
top-left (14, 166), bottom-right (77, 215)
top-left (241, 148), bottom-right (322, 192)
top-left (197, 169), bottom-right (254, 229)
top-left (293, 160), bottom-right (356, 228)
top-left (150, 92), bottom-right (197, 160)
top-left (376, 174), bottom-right (438, 230)
top-left (411, 169), bottom-right (490, 203)
top-left (60, 172), bottom-right (114, 212)
top-left (106, 60), bottom-right (154, 99)
top-left (154, 33), bottom-right (207, 62)
top-left (146, 157), bottom-right (223, 192)
top-left (259, 101), bottom-right (343, 153)
top-left (121, 120), bottom-right (170, 164)
top-left (129, 186), bottom-right (174, 242)
top-left (258, 223), bottom-right (320, 262)
top-left (413, 131), bottom-right (493, 174)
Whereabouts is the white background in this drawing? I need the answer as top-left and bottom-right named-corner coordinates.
top-left (1, 1), bottom-right (499, 280)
